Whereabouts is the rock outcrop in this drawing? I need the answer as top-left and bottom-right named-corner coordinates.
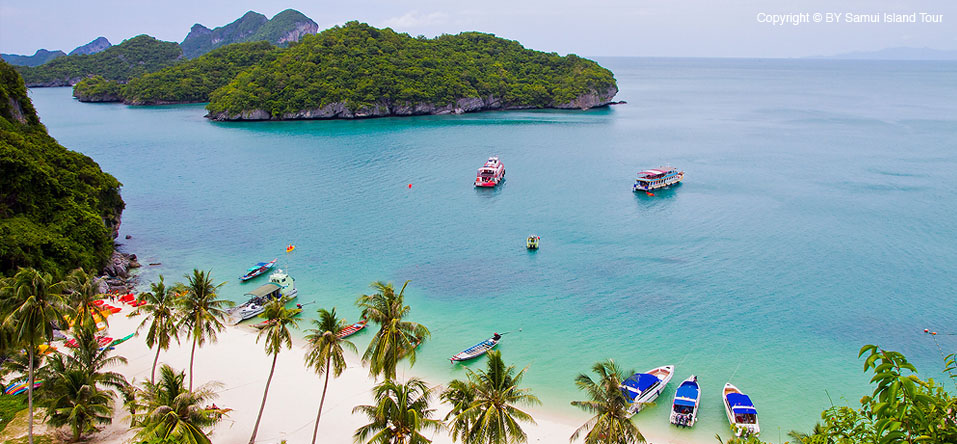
top-left (69, 37), bottom-right (112, 56)
top-left (180, 9), bottom-right (317, 58)
top-left (207, 86), bottom-right (619, 121)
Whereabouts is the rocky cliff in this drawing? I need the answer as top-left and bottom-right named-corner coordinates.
top-left (180, 9), bottom-right (317, 58)
top-left (69, 37), bottom-right (112, 56)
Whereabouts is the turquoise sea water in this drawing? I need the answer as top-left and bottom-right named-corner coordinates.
top-left (29, 57), bottom-right (957, 443)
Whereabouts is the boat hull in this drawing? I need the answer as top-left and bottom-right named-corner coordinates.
top-left (450, 337), bottom-right (499, 362)
top-left (669, 375), bottom-right (700, 427)
top-left (633, 171), bottom-right (684, 192)
top-left (625, 365), bottom-right (675, 415)
top-left (723, 382), bottom-right (760, 436)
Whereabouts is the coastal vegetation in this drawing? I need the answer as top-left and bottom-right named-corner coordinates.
top-left (131, 364), bottom-right (224, 443)
top-left (175, 269), bottom-right (230, 391)
top-left (129, 276), bottom-right (180, 383)
top-left (0, 61), bottom-right (124, 277)
top-left (15, 35), bottom-right (182, 87)
top-left (353, 377), bottom-right (443, 444)
top-left (357, 280), bottom-right (431, 380)
top-left (570, 359), bottom-right (645, 444)
top-left (303, 308), bottom-right (356, 444)
top-left (248, 296), bottom-right (301, 444)
top-left (75, 41), bottom-right (281, 104)
top-left (205, 22), bottom-right (618, 120)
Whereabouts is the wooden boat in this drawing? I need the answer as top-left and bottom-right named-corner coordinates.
top-left (240, 258), bottom-right (277, 281)
top-left (474, 156), bottom-right (505, 187)
top-left (621, 365), bottom-right (675, 415)
top-left (669, 375), bottom-right (700, 427)
top-left (450, 333), bottom-right (501, 362)
top-left (723, 382), bottom-right (760, 436)
top-left (633, 167), bottom-right (684, 192)
top-left (338, 319), bottom-right (368, 338)
top-left (526, 235), bottom-right (540, 250)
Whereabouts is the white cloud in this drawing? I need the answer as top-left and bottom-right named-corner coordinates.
top-left (381, 11), bottom-right (450, 29)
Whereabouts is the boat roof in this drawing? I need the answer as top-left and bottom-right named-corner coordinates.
top-left (636, 168), bottom-right (675, 178)
top-left (727, 393), bottom-right (757, 414)
top-left (674, 398), bottom-right (696, 407)
top-left (245, 282), bottom-right (281, 298)
top-left (622, 373), bottom-right (660, 399)
top-left (675, 383), bottom-right (699, 401)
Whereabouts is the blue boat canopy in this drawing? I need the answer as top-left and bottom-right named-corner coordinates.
top-left (621, 373), bottom-right (660, 400)
top-left (674, 398), bottom-right (696, 407)
top-left (727, 393), bottom-right (757, 415)
top-left (676, 383), bottom-right (699, 401)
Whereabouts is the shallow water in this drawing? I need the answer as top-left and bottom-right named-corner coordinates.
top-left (29, 57), bottom-right (957, 443)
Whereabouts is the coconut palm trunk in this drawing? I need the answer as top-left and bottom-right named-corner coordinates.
top-left (151, 346), bottom-right (161, 383)
top-left (27, 346), bottom-right (35, 444)
top-left (311, 354), bottom-right (332, 444)
top-left (249, 351), bottom-right (279, 444)
top-left (189, 333), bottom-right (197, 390)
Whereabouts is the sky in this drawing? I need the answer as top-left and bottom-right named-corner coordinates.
top-left (1, 0), bottom-right (955, 57)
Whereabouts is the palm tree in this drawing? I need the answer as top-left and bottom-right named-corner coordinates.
top-left (131, 275), bottom-right (182, 383)
top-left (356, 280), bottom-right (430, 380)
top-left (569, 359), bottom-right (644, 444)
top-left (304, 308), bottom-right (357, 444)
top-left (64, 268), bottom-right (106, 331)
top-left (354, 377), bottom-right (443, 444)
top-left (441, 378), bottom-right (477, 441)
top-left (176, 269), bottom-right (230, 390)
top-left (0, 268), bottom-right (69, 444)
top-left (248, 296), bottom-right (301, 444)
top-left (40, 367), bottom-right (115, 441)
top-left (443, 350), bottom-right (540, 444)
top-left (48, 321), bottom-right (129, 392)
top-left (134, 364), bottom-right (225, 444)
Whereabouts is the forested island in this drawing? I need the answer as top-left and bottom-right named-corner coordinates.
top-left (0, 60), bottom-right (124, 275)
top-left (205, 22), bottom-right (618, 120)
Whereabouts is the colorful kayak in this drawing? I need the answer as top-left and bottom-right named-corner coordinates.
top-left (338, 319), bottom-right (368, 338)
top-left (450, 333), bottom-right (501, 362)
top-left (240, 258), bottom-right (277, 281)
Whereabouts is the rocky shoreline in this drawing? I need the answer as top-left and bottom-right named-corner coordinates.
top-left (97, 249), bottom-right (140, 294)
top-left (207, 86), bottom-right (619, 121)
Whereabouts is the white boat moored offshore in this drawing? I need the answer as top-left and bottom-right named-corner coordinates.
top-left (669, 375), bottom-right (700, 427)
top-left (621, 365), bottom-right (674, 415)
top-left (633, 167), bottom-right (683, 192)
top-left (723, 382), bottom-right (760, 436)
top-left (228, 269), bottom-right (298, 325)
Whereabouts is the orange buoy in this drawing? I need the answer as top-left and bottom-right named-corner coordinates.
top-left (924, 329), bottom-right (929, 333)
top-left (646, 192), bottom-right (655, 197)
top-left (408, 183), bottom-right (412, 188)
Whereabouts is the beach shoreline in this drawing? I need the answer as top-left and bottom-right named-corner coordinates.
top-left (88, 309), bottom-right (704, 444)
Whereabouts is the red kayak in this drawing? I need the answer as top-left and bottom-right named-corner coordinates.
top-left (337, 319), bottom-right (368, 338)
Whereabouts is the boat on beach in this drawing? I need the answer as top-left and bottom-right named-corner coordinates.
top-left (621, 365), bottom-right (675, 415)
top-left (450, 333), bottom-right (501, 362)
top-left (337, 319), bottom-right (368, 338)
top-left (670, 375), bottom-right (700, 427)
top-left (228, 269), bottom-right (298, 324)
top-left (474, 156), bottom-right (505, 187)
top-left (633, 167), bottom-right (683, 192)
top-left (723, 382), bottom-right (760, 436)
top-left (240, 258), bottom-right (277, 281)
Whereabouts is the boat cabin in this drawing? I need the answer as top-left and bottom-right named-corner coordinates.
top-left (245, 282), bottom-right (282, 304)
top-left (727, 393), bottom-right (757, 424)
top-left (621, 373), bottom-right (660, 400)
top-left (672, 383), bottom-right (698, 414)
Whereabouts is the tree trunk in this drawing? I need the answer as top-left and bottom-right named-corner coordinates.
top-left (189, 335), bottom-right (197, 391)
top-left (249, 352), bottom-right (278, 444)
top-left (311, 355), bottom-right (332, 444)
top-left (151, 346), bottom-right (161, 384)
top-left (27, 346), bottom-right (34, 444)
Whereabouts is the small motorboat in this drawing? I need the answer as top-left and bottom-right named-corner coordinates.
top-left (337, 319), bottom-right (368, 339)
top-left (670, 375), bottom-right (700, 427)
top-left (723, 382), bottom-right (760, 436)
top-left (474, 156), bottom-right (505, 187)
top-left (228, 270), bottom-right (298, 325)
top-left (526, 235), bottom-right (540, 250)
top-left (240, 258), bottom-right (277, 281)
top-left (621, 365), bottom-right (675, 415)
top-left (450, 333), bottom-right (501, 362)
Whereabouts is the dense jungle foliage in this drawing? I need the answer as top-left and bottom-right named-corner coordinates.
top-left (205, 22), bottom-right (617, 118)
top-left (0, 61), bottom-right (124, 276)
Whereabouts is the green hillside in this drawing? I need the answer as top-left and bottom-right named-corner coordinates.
top-left (180, 9), bottom-right (317, 58)
top-left (0, 60), bottom-right (124, 276)
top-left (206, 22), bottom-right (618, 120)
top-left (16, 35), bottom-right (182, 87)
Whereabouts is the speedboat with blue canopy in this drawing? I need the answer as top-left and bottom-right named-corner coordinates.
top-left (670, 375), bottom-right (700, 427)
top-left (723, 382), bottom-right (760, 436)
top-left (620, 365), bottom-right (674, 415)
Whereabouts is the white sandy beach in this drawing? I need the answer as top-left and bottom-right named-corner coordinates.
top-left (86, 309), bottom-right (697, 444)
